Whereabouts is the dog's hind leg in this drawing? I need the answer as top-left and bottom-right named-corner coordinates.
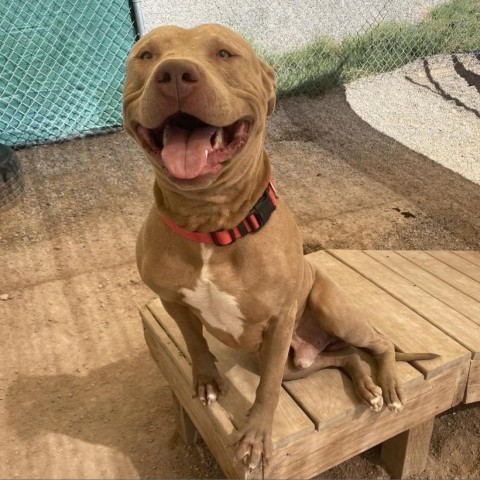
top-left (305, 262), bottom-right (404, 411)
top-left (283, 347), bottom-right (384, 412)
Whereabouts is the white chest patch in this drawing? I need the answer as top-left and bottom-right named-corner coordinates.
top-left (180, 245), bottom-right (245, 341)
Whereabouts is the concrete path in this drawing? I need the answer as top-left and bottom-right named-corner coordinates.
top-left (346, 54), bottom-right (480, 185)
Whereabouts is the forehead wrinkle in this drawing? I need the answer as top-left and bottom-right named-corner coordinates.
top-left (185, 25), bottom-right (255, 54)
top-left (131, 26), bottom-right (186, 52)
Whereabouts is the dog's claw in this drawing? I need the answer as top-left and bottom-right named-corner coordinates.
top-left (230, 416), bottom-right (272, 472)
top-left (193, 369), bottom-right (227, 407)
top-left (369, 394), bottom-right (384, 412)
top-left (387, 400), bottom-right (404, 412)
top-left (206, 384), bottom-right (218, 405)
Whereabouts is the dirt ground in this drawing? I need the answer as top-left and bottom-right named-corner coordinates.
top-left (1, 88), bottom-right (479, 479)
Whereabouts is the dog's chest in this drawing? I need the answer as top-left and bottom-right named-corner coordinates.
top-left (180, 245), bottom-right (245, 341)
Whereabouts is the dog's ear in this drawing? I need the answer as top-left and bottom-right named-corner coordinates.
top-left (259, 59), bottom-right (276, 116)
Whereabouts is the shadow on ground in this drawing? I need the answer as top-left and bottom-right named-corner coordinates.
top-left (5, 352), bottom-right (222, 479)
top-left (269, 86), bottom-right (480, 251)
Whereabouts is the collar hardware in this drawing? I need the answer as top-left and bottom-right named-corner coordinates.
top-left (160, 180), bottom-right (278, 247)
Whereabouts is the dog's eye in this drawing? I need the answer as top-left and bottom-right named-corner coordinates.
top-left (217, 49), bottom-right (232, 58)
top-left (139, 51), bottom-right (153, 60)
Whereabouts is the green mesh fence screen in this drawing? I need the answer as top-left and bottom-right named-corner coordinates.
top-left (0, 0), bottom-right (137, 148)
top-left (1, 0), bottom-right (478, 148)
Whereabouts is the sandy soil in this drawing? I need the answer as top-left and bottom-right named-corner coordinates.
top-left (1, 86), bottom-right (479, 478)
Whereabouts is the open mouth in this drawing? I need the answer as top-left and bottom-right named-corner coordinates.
top-left (136, 113), bottom-right (250, 180)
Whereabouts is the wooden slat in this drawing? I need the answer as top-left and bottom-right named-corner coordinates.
top-left (147, 299), bottom-right (315, 448)
top-left (366, 250), bottom-right (480, 327)
top-left (465, 383), bottom-right (480, 403)
top-left (313, 251), bottom-right (469, 379)
top-left (456, 251), bottom-right (480, 267)
top-left (429, 251), bottom-right (480, 283)
top-left (142, 302), bottom-right (468, 479)
top-left (329, 250), bottom-right (480, 359)
top-left (264, 368), bottom-right (463, 479)
top-left (398, 251), bottom-right (480, 302)
top-left (453, 360), bottom-right (472, 405)
top-left (465, 360), bottom-right (480, 403)
top-left (283, 354), bottom-right (423, 429)
top-left (140, 306), bottom-right (245, 479)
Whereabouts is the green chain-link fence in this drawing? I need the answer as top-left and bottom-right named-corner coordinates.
top-left (140, 0), bottom-right (479, 97)
top-left (257, 0), bottom-right (480, 97)
top-left (0, 0), bottom-right (137, 148)
top-left (0, 0), bottom-right (478, 148)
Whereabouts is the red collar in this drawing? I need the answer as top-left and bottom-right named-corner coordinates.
top-left (159, 181), bottom-right (279, 246)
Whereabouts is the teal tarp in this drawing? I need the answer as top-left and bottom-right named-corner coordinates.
top-left (0, 0), bottom-right (137, 147)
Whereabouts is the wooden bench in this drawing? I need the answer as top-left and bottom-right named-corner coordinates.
top-left (141, 250), bottom-right (480, 479)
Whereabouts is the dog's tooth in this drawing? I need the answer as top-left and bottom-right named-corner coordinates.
top-left (205, 149), bottom-right (209, 159)
top-left (163, 125), bottom-right (170, 145)
top-left (212, 128), bottom-right (224, 149)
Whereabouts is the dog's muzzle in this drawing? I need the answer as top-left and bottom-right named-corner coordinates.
top-left (136, 113), bottom-right (251, 180)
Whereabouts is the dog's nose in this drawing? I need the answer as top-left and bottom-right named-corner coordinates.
top-left (154, 59), bottom-right (200, 98)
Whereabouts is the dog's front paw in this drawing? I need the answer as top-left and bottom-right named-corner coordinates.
top-left (192, 367), bottom-right (227, 406)
top-left (230, 416), bottom-right (273, 472)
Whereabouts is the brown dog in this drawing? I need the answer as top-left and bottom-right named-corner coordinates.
top-left (123, 24), bottom-right (425, 471)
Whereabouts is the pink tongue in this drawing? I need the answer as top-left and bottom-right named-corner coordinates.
top-left (162, 126), bottom-right (218, 179)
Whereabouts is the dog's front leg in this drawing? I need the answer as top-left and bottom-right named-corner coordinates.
top-left (232, 303), bottom-right (297, 471)
top-left (161, 300), bottom-right (227, 405)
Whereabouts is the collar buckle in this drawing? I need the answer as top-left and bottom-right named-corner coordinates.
top-left (249, 188), bottom-right (276, 231)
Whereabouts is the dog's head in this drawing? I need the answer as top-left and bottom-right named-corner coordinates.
top-left (123, 24), bottom-right (276, 190)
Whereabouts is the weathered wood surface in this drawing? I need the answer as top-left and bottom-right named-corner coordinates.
top-left (329, 250), bottom-right (480, 403)
top-left (465, 360), bottom-right (480, 403)
top-left (172, 392), bottom-right (199, 445)
top-left (265, 367), bottom-right (462, 479)
top-left (147, 301), bottom-right (316, 449)
top-left (381, 418), bottom-right (435, 478)
top-left (141, 250), bottom-right (479, 479)
top-left (427, 251), bottom-right (480, 283)
top-left (455, 251), bottom-right (480, 267)
top-left (364, 250), bottom-right (480, 326)
top-left (141, 306), bottom-right (244, 478)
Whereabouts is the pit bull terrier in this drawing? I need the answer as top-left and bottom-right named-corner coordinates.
top-left (123, 24), bottom-right (434, 471)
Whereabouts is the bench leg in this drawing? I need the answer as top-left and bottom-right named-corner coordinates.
top-left (381, 418), bottom-right (434, 478)
top-left (172, 391), bottom-right (199, 444)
